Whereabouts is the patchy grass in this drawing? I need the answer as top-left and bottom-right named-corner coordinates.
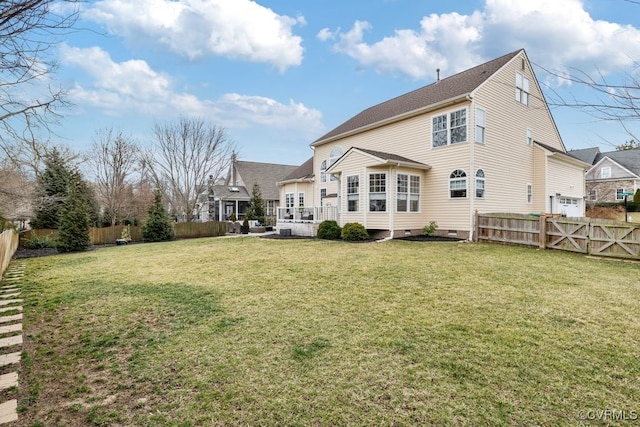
top-left (15, 237), bottom-right (640, 425)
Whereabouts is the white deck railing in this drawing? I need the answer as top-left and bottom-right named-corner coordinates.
top-left (276, 206), bottom-right (338, 223)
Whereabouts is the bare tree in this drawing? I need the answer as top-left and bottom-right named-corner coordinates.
top-left (141, 118), bottom-right (235, 222)
top-left (89, 128), bottom-right (139, 226)
top-left (537, 61), bottom-right (640, 141)
top-left (0, 1), bottom-right (79, 149)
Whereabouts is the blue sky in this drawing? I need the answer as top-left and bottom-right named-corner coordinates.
top-left (50, 0), bottom-right (640, 168)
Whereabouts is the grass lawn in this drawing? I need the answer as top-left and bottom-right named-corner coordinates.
top-left (10, 237), bottom-right (640, 426)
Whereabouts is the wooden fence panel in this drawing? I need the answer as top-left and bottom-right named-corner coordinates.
top-left (21, 221), bottom-right (227, 248)
top-left (0, 230), bottom-right (19, 277)
top-left (589, 219), bottom-right (640, 259)
top-left (476, 212), bottom-right (640, 260)
top-left (545, 218), bottom-right (589, 254)
top-left (476, 213), bottom-right (541, 247)
top-left (173, 221), bottom-right (227, 239)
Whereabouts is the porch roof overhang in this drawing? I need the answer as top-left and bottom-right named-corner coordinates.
top-left (276, 177), bottom-right (315, 186)
top-left (534, 141), bottom-right (591, 169)
top-left (326, 147), bottom-right (431, 174)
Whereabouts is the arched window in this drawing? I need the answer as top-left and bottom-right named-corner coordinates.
top-left (449, 169), bottom-right (467, 198)
top-left (320, 160), bottom-right (327, 183)
top-left (475, 169), bottom-right (485, 198)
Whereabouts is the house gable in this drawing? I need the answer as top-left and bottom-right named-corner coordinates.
top-left (587, 156), bottom-right (639, 181)
top-left (312, 50), bottom-right (521, 147)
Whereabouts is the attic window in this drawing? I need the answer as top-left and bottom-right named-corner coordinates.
top-left (228, 187), bottom-right (240, 192)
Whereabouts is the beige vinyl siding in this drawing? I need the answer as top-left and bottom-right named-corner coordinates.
top-left (587, 158), bottom-right (636, 181)
top-left (316, 102), bottom-right (474, 232)
top-left (546, 158), bottom-right (585, 200)
top-left (532, 147), bottom-right (547, 212)
top-left (279, 182), bottom-right (314, 208)
top-left (470, 51), bottom-right (564, 215)
top-left (333, 151), bottom-right (369, 225)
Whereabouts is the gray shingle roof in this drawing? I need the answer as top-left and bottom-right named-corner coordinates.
top-left (282, 157), bottom-right (314, 181)
top-left (355, 148), bottom-right (429, 167)
top-left (228, 161), bottom-right (298, 200)
top-left (595, 148), bottom-right (640, 176)
top-left (568, 147), bottom-right (600, 164)
top-left (312, 49), bottom-right (522, 145)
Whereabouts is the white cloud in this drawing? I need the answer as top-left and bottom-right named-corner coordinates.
top-left (317, 28), bottom-right (335, 42)
top-left (322, 0), bottom-right (640, 80)
top-left (60, 45), bottom-right (323, 136)
top-left (83, 0), bottom-right (305, 71)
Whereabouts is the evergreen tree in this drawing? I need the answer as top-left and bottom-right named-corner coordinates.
top-left (246, 182), bottom-right (265, 223)
top-left (31, 149), bottom-right (72, 229)
top-left (142, 190), bottom-right (175, 242)
top-left (56, 173), bottom-right (91, 253)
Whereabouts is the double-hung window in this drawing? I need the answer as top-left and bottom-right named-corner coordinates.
top-left (369, 173), bottom-right (386, 211)
top-left (397, 174), bottom-right (420, 212)
top-left (449, 169), bottom-right (467, 198)
top-left (346, 175), bottom-right (359, 212)
top-left (475, 108), bottom-right (485, 144)
top-left (516, 72), bottom-right (530, 105)
top-left (432, 108), bottom-right (467, 147)
top-left (475, 169), bottom-right (485, 198)
top-left (616, 188), bottom-right (625, 200)
top-left (320, 160), bottom-right (327, 183)
top-left (526, 184), bottom-right (533, 204)
top-left (298, 192), bottom-right (305, 207)
top-left (601, 167), bottom-right (611, 179)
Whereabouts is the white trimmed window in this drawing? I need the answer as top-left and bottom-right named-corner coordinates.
top-left (298, 192), bottom-right (305, 207)
top-left (616, 188), bottom-right (625, 200)
top-left (285, 193), bottom-right (294, 209)
top-left (397, 174), bottom-right (420, 212)
top-left (516, 72), bottom-right (530, 105)
top-left (320, 160), bottom-right (327, 183)
top-left (320, 188), bottom-right (327, 201)
top-left (527, 129), bottom-right (533, 146)
top-left (526, 184), bottom-right (533, 204)
top-left (369, 173), bottom-right (387, 211)
top-left (475, 169), bottom-right (485, 198)
top-left (346, 175), bottom-right (359, 212)
top-left (449, 169), bottom-right (467, 198)
top-left (601, 167), bottom-right (611, 179)
top-left (589, 189), bottom-right (597, 201)
top-left (475, 108), bottom-right (485, 144)
top-left (432, 108), bottom-right (467, 147)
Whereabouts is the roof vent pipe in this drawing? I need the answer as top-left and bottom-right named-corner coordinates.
top-left (436, 68), bottom-right (440, 82)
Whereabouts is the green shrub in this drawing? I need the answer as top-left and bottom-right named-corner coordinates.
top-left (422, 221), bottom-right (438, 236)
top-left (634, 189), bottom-right (640, 205)
top-left (341, 222), bottom-right (369, 241)
top-left (24, 233), bottom-right (57, 249)
top-left (317, 220), bottom-right (341, 240)
top-left (142, 191), bottom-right (175, 242)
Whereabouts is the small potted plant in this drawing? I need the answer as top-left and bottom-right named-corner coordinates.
top-left (240, 216), bottom-right (250, 234)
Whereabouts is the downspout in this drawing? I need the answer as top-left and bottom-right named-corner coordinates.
top-left (389, 164), bottom-right (397, 239)
top-left (468, 96), bottom-right (475, 241)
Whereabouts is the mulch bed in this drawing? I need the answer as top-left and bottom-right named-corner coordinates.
top-left (396, 235), bottom-right (464, 242)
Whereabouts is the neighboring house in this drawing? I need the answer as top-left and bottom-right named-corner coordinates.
top-left (570, 147), bottom-right (640, 203)
top-left (204, 155), bottom-right (298, 223)
top-left (278, 49), bottom-right (588, 239)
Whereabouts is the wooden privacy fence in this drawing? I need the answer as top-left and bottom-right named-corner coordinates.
top-left (20, 221), bottom-right (228, 247)
top-left (0, 230), bottom-right (19, 277)
top-left (475, 213), bottom-right (640, 260)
